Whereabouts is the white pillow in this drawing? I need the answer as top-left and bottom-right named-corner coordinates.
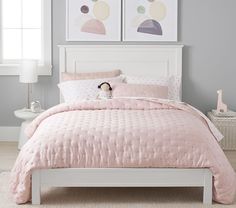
top-left (58, 76), bottom-right (124, 102)
top-left (125, 75), bottom-right (181, 101)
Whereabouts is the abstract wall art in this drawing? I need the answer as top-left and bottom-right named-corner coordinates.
top-left (123, 0), bottom-right (178, 41)
top-left (66, 0), bottom-right (121, 41)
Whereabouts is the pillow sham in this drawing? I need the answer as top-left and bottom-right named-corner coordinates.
top-left (58, 76), bottom-right (124, 102)
top-left (125, 75), bottom-right (181, 101)
top-left (125, 75), bottom-right (168, 86)
top-left (112, 83), bottom-right (168, 99)
top-left (62, 69), bottom-right (121, 81)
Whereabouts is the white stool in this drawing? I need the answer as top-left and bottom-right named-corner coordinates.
top-left (14, 109), bottom-right (44, 150)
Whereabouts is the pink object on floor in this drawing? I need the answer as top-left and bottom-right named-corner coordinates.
top-left (10, 98), bottom-right (236, 204)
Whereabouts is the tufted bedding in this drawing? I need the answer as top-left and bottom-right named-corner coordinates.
top-left (10, 98), bottom-right (236, 204)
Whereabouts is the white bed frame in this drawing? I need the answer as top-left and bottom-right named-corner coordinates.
top-left (31, 45), bottom-right (213, 205)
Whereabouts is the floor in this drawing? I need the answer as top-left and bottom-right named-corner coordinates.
top-left (0, 142), bottom-right (18, 172)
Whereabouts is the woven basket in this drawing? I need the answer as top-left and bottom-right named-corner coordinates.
top-left (208, 112), bottom-right (236, 150)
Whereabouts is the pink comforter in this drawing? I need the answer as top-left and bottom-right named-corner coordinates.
top-left (10, 98), bottom-right (236, 204)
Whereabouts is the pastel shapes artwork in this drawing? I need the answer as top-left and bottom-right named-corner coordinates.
top-left (137, 5), bottom-right (146, 14)
top-left (79, 1), bottom-right (110, 36)
top-left (67, 0), bottom-right (121, 41)
top-left (137, 19), bottom-right (163, 36)
top-left (131, 15), bottom-right (149, 28)
top-left (93, 1), bottom-right (110, 21)
top-left (123, 0), bottom-right (177, 41)
top-left (149, 1), bottom-right (167, 22)
top-left (133, 0), bottom-right (167, 36)
top-left (81, 19), bottom-right (106, 35)
top-left (75, 15), bottom-right (92, 28)
top-left (80, 5), bottom-right (89, 14)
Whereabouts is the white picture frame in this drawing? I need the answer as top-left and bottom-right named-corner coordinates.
top-left (123, 0), bottom-right (178, 42)
top-left (66, 0), bottom-right (122, 41)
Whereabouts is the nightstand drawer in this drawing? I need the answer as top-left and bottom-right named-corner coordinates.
top-left (208, 112), bottom-right (236, 150)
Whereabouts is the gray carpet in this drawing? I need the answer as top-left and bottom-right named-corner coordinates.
top-left (0, 172), bottom-right (235, 208)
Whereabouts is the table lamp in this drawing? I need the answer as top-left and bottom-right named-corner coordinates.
top-left (19, 60), bottom-right (38, 109)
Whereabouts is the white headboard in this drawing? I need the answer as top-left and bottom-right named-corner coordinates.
top-left (58, 45), bottom-right (184, 101)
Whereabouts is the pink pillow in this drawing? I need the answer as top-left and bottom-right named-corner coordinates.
top-left (112, 83), bottom-right (168, 99)
top-left (62, 70), bottom-right (121, 81)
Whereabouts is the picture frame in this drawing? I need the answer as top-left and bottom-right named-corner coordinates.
top-left (66, 0), bottom-right (122, 41)
top-left (123, 0), bottom-right (178, 42)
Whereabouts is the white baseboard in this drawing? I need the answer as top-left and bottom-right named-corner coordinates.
top-left (0, 126), bottom-right (20, 142)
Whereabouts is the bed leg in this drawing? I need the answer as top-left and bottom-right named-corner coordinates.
top-left (32, 170), bottom-right (41, 205)
top-left (203, 170), bottom-right (212, 204)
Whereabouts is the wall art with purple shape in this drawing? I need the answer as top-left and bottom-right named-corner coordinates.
top-left (123, 0), bottom-right (178, 41)
top-left (66, 0), bottom-right (121, 41)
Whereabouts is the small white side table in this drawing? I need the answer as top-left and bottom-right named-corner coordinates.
top-left (14, 109), bottom-right (44, 150)
top-left (208, 112), bottom-right (236, 150)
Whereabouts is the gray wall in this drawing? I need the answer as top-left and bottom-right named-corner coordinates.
top-left (0, 0), bottom-right (236, 126)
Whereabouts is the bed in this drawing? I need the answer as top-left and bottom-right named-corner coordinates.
top-left (10, 45), bottom-right (236, 205)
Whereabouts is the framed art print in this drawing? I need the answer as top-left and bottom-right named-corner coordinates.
top-left (123, 0), bottom-right (178, 41)
top-left (66, 0), bottom-right (121, 41)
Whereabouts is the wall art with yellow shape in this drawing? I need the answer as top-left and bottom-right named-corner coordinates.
top-left (123, 0), bottom-right (178, 41)
top-left (66, 0), bottom-right (121, 41)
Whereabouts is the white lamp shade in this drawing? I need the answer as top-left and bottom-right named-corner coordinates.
top-left (19, 60), bottom-right (38, 83)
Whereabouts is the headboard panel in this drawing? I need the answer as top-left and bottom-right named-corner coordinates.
top-left (58, 45), bottom-right (184, 101)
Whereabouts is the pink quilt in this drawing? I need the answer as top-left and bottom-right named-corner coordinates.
top-left (10, 98), bottom-right (236, 204)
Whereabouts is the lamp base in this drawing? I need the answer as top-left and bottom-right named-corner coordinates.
top-left (27, 83), bottom-right (33, 109)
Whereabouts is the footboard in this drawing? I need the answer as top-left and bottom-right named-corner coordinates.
top-left (32, 168), bottom-right (212, 205)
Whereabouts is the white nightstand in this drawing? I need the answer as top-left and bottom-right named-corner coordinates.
top-left (14, 109), bottom-right (44, 150)
top-left (208, 112), bottom-right (236, 150)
